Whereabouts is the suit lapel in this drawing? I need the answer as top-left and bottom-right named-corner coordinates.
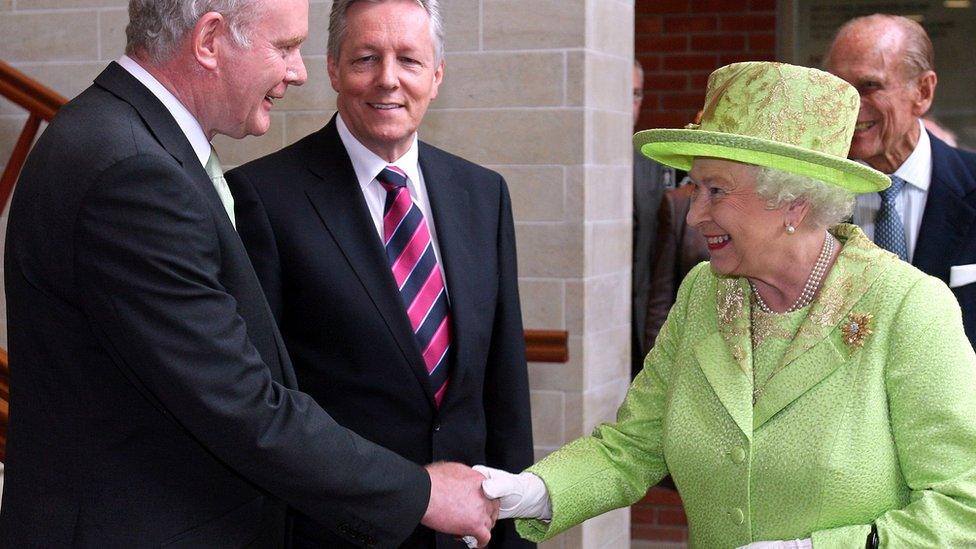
top-left (418, 145), bottom-right (477, 393)
top-left (752, 225), bottom-right (889, 428)
top-left (301, 121), bottom-right (437, 407)
top-left (913, 134), bottom-right (976, 280)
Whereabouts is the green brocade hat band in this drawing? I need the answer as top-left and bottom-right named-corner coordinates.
top-left (634, 62), bottom-right (890, 193)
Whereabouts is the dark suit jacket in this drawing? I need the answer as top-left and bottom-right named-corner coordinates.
top-left (643, 184), bottom-right (709, 351)
top-left (226, 117), bottom-right (534, 548)
top-left (0, 63), bottom-right (430, 548)
top-left (913, 133), bottom-right (976, 347)
top-left (631, 150), bottom-right (674, 375)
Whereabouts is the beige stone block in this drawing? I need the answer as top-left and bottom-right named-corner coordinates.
top-left (515, 221), bottom-right (583, 278)
top-left (587, 110), bottom-right (632, 166)
top-left (483, 0), bottom-right (585, 50)
top-left (564, 389), bottom-right (585, 439)
top-left (442, 0), bottom-right (480, 52)
top-left (438, 52), bottom-right (564, 109)
top-left (585, 53), bottom-right (631, 114)
top-left (565, 165), bottom-right (584, 220)
top-left (584, 326), bottom-right (630, 390)
top-left (565, 51), bottom-right (584, 107)
top-left (565, 279), bottom-right (583, 335)
top-left (283, 111), bottom-right (333, 144)
top-left (538, 537), bottom-right (564, 549)
top-left (631, 541), bottom-right (688, 549)
top-left (587, 0), bottom-right (634, 57)
top-left (530, 390), bottom-right (564, 447)
top-left (583, 507), bottom-right (629, 548)
top-left (1, 12), bottom-right (98, 62)
top-left (528, 335), bottom-right (583, 393)
top-left (305, 1), bottom-right (331, 57)
top-left (584, 165), bottom-right (630, 222)
top-left (0, 115), bottom-right (28, 167)
top-left (421, 109), bottom-right (583, 165)
top-left (275, 58), bottom-right (336, 111)
top-left (0, 0), bottom-right (11, 10)
top-left (582, 378), bottom-right (629, 434)
top-left (584, 220), bottom-right (630, 277)
top-left (211, 114), bottom-right (286, 167)
top-left (0, 63), bottom-right (103, 116)
top-left (518, 279), bottom-right (564, 330)
top-left (584, 271), bottom-right (630, 333)
top-left (16, 0), bottom-right (124, 7)
top-left (99, 8), bottom-right (128, 61)
top-left (494, 165), bottom-right (564, 223)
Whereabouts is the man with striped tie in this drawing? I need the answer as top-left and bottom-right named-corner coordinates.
top-left (227, 0), bottom-right (534, 547)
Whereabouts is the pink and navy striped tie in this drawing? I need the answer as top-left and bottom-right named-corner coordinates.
top-left (378, 166), bottom-right (451, 407)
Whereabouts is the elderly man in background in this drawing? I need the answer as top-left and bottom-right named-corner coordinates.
top-left (825, 14), bottom-right (976, 346)
top-left (0, 0), bottom-right (497, 547)
top-left (227, 0), bottom-right (533, 547)
top-left (631, 58), bottom-right (676, 377)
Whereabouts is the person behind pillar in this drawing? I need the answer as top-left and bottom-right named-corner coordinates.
top-left (0, 0), bottom-right (499, 546)
top-left (226, 0), bottom-right (533, 547)
top-left (631, 58), bottom-right (676, 377)
top-left (824, 13), bottom-right (976, 347)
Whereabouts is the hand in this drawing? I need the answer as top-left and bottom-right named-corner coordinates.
top-left (475, 465), bottom-right (552, 520)
top-left (737, 539), bottom-right (812, 549)
top-left (421, 462), bottom-right (499, 548)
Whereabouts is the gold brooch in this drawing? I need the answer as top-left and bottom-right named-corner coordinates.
top-left (841, 312), bottom-right (873, 348)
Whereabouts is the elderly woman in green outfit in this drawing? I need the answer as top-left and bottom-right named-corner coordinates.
top-left (475, 62), bottom-right (976, 548)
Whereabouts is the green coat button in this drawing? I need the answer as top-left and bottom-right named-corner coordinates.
top-left (731, 507), bottom-right (744, 525)
top-left (732, 447), bottom-right (746, 463)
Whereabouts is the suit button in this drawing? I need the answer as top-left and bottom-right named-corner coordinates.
top-left (730, 508), bottom-right (744, 525)
top-left (433, 423), bottom-right (441, 432)
top-left (731, 447), bottom-right (745, 464)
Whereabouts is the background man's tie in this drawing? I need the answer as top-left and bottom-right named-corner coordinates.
top-left (874, 174), bottom-right (908, 261)
top-left (378, 166), bottom-right (451, 406)
top-left (206, 147), bottom-right (236, 228)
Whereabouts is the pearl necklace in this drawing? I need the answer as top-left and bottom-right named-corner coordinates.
top-left (751, 231), bottom-right (835, 314)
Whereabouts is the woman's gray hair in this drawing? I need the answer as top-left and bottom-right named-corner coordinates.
top-left (125, 0), bottom-right (263, 64)
top-left (328, 0), bottom-right (444, 62)
top-left (753, 166), bottom-right (855, 229)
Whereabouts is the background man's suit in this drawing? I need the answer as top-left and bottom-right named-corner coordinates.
top-left (227, 116), bottom-right (534, 548)
top-left (912, 133), bottom-right (976, 346)
top-left (0, 63), bottom-right (429, 547)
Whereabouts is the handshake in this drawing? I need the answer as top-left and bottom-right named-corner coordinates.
top-left (421, 463), bottom-right (551, 548)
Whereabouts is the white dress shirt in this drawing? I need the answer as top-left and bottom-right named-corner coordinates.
top-left (335, 113), bottom-right (450, 297)
top-left (852, 120), bottom-right (931, 262)
top-left (116, 56), bottom-right (236, 226)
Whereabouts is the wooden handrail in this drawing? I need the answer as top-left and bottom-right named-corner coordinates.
top-left (524, 329), bottom-right (569, 363)
top-left (0, 348), bottom-right (8, 463)
top-left (0, 60), bottom-right (67, 120)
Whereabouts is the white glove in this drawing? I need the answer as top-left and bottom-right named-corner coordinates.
top-left (737, 539), bottom-right (812, 549)
top-left (473, 465), bottom-right (552, 520)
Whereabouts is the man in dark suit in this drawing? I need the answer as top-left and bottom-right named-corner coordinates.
top-left (0, 0), bottom-right (498, 547)
top-left (825, 14), bottom-right (976, 347)
top-left (226, 0), bottom-right (533, 547)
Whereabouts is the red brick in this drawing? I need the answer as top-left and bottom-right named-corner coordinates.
top-left (662, 53), bottom-right (719, 71)
top-left (638, 110), bottom-right (694, 130)
top-left (639, 94), bottom-right (660, 110)
top-left (691, 33), bottom-right (746, 51)
top-left (695, 0), bottom-right (750, 12)
top-left (636, 15), bottom-right (664, 34)
top-left (642, 73), bottom-right (687, 92)
top-left (643, 486), bottom-right (684, 505)
top-left (662, 92), bottom-right (706, 109)
top-left (719, 52), bottom-right (763, 65)
top-left (637, 54), bottom-right (661, 71)
top-left (689, 72), bottom-right (711, 90)
top-left (630, 505), bottom-right (657, 524)
top-left (636, 0), bottom-right (689, 14)
top-left (749, 32), bottom-right (775, 51)
top-left (657, 508), bottom-right (689, 526)
top-left (718, 14), bottom-right (776, 32)
top-left (631, 525), bottom-right (688, 542)
top-left (750, 0), bottom-right (776, 10)
top-left (665, 15), bottom-right (718, 33)
top-left (637, 34), bottom-right (687, 54)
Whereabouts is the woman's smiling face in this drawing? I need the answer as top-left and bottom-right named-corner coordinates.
top-left (686, 158), bottom-right (786, 278)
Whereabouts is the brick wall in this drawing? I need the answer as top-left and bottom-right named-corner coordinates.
top-left (635, 0), bottom-right (777, 131)
top-left (632, 0), bottom-right (777, 545)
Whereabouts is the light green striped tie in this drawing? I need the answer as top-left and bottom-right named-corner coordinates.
top-left (205, 147), bottom-right (236, 229)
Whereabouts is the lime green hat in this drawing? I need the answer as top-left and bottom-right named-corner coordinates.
top-left (634, 62), bottom-right (889, 193)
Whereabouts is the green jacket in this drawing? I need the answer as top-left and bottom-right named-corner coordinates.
top-left (518, 225), bottom-right (976, 547)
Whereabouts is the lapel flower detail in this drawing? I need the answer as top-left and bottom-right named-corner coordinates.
top-left (842, 312), bottom-right (873, 349)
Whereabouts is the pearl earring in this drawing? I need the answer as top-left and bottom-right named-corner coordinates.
top-left (786, 224), bottom-right (796, 234)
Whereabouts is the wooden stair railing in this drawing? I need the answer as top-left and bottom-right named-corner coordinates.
top-left (0, 60), bottom-right (569, 463)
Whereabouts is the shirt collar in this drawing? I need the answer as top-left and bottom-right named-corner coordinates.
top-left (335, 112), bottom-right (420, 190)
top-left (116, 55), bottom-right (211, 168)
top-left (891, 119), bottom-right (932, 192)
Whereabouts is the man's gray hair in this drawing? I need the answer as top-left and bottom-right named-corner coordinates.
top-left (126, 0), bottom-right (264, 64)
top-left (827, 14), bottom-right (934, 80)
top-left (754, 166), bottom-right (855, 229)
top-left (328, 0), bottom-right (444, 62)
